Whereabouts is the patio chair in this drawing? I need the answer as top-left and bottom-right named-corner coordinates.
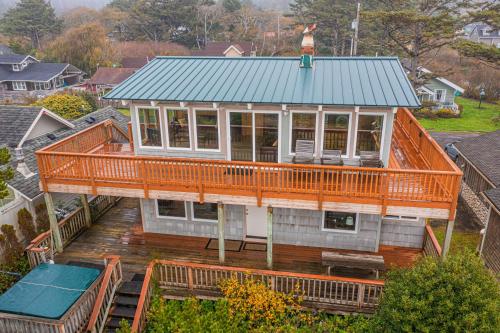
top-left (320, 150), bottom-right (343, 166)
top-left (360, 151), bottom-right (383, 168)
top-left (292, 140), bottom-right (315, 164)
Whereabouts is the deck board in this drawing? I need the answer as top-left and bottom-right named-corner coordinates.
top-left (56, 198), bottom-right (422, 276)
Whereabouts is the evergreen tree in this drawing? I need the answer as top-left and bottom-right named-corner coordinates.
top-left (0, 0), bottom-right (62, 49)
top-left (0, 148), bottom-right (14, 201)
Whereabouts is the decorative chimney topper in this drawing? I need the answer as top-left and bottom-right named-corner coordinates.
top-left (300, 24), bottom-right (317, 68)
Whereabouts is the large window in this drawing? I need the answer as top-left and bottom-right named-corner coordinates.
top-left (192, 202), bottom-right (218, 221)
top-left (157, 200), bottom-right (186, 219)
top-left (167, 109), bottom-right (190, 149)
top-left (291, 112), bottom-right (316, 153)
top-left (137, 108), bottom-right (162, 147)
top-left (323, 211), bottom-right (357, 232)
top-left (195, 109), bottom-right (219, 150)
top-left (12, 81), bottom-right (26, 90)
top-left (322, 113), bottom-right (350, 155)
top-left (355, 114), bottom-right (384, 156)
top-left (434, 89), bottom-right (446, 102)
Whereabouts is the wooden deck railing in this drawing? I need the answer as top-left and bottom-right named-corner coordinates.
top-left (131, 260), bottom-right (385, 332)
top-left (25, 196), bottom-right (117, 268)
top-left (0, 263), bottom-right (103, 333)
top-left (423, 224), bottom-right (442, 258)
top-left (87, 256), bottom-right (123, 333)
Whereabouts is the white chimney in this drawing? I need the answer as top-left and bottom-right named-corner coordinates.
top-left (15, 148), bottom-right (34, 178)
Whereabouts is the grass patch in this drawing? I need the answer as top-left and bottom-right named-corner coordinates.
top-left (433, 226), bottom-right (481, 255)
top-left (117, 108), bottom-right (130, 117)
top-left (418, 97), bottom-right (500, 132)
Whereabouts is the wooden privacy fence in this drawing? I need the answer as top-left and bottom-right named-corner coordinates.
top-left (422, 224), bottom-right (442, 258)
top-left (25, 196), bottom-right (117, 268)
top-left (131, 260), bottom-right (385, 332)
top-left (87, 256), bottom-right (123, 333)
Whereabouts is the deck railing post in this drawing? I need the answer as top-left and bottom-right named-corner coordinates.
top-left (44, 192), bottom-right (63, 253)
top-left (187, 267), bottom-right (194, 290)
top-left (442, 219), bottom-right (455, 258)
top-left (357, 283), bottom-right (365, 308)
top-left (256, 167), bottom-right (262, 207)
top-left (80, 194), bottom-right (92, 228)
top-left (267, 206), bottom-right (273, 269)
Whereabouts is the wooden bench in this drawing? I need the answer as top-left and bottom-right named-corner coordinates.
top-left (322, 251), bottom-right (385, 278)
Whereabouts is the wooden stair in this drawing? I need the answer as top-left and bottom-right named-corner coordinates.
top-left (104, 274), bottom-right (144, 332)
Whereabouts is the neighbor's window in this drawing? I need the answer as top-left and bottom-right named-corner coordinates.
top-left (291, 112), bottom-right (316, 153)
top-left (323, 113), bottom-right (350, 155)
top-left (0, 188), bottom-right (16, 209)
top-left (12, 81), bottom-right (26, 90)
top-left (138, 108), bottom-right (162, 147)
top-left (434, 89), bottom-right (446, 102)
top-left (167, 109), bottom-right (190, 148)
top-left (323, 211), bottom-right (357, 232)
top-left (157, 200), bottom-right (186, 218)
top-left (356, 114), bottom-right (384, 156)
top-left (12, 64), bottom-right (20, 71)
top-left (192, 202), bottom-right (218, 221)
top-left (195, 110), bottom-right (219, 150)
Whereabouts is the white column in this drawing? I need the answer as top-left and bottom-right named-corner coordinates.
top-left (267, 206), bottom-right (273, 269)
top-left (80, 194), bottom-right (92, 228)
top-left (44, 193), bottom-right (63, 253)
top-left (442, 219), bottom-right (455, 257)
top-left (218, 202), bottom-right (225, 264)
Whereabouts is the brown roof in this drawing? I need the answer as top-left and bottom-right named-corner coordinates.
top-left (120, 57), bottom-right (150, 68)
top-left (89, 67), bottom-right (136, 85)
top-left (191, 41), bottom-right (255, 56)
top-left (455, 130), bottom-right (500, 186)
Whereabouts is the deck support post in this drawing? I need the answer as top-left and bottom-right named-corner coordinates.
top-left (44, 192), bottom-right (63, 253)
top-left (442, 219), bottom-right (455, 257)
top-left (218, 202), bottom-right (225, 264)
top-left (80, 194), bottom-right (92, 228)
top-left (267, 206), bottom-right (273, 269)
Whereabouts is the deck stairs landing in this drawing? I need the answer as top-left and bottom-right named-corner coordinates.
top-left (104, 273), bottom-right (144, 332)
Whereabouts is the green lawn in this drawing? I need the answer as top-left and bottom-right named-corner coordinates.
top-left (433, 225), bottom-right (481, 255)
top-left (418, 97), bottom-right (500, 132)
top-left (117, 108), bottom-right (130, 117)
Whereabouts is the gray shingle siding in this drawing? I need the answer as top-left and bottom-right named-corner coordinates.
top-left (380, 218), bottom-right (425, 248)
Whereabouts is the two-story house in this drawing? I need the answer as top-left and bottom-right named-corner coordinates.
top-left (0, 54), bottom-right (84, 97)
top-left (464, 23), bottom-right (500, 48)
top-left (35, 35), bottom-right (461, 269)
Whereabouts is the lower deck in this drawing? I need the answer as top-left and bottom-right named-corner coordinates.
top-left (55, 198), bottom-right (422, 277)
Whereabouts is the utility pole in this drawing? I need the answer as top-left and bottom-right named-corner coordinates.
top-left (204, 12), bottom-right (208, 47)
top-left (277, 15), bottom-right (281, 52)
top-left (352, 1), bottom-right (361, 56)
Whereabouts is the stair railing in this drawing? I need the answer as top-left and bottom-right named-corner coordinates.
top-left (86, 255), bottom-right (123, 333)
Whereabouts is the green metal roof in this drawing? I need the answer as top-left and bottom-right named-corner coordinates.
top-left (105, 56), bottom-right (420, 107)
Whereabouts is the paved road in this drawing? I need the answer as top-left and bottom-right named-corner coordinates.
top-left (430, 131), bottom-right (481, 148)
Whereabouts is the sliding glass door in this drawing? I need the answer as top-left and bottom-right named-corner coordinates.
top-left (229, 111), bottom-right (279, 162)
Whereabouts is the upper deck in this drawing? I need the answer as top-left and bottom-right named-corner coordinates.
top-left (36, 107), bottom-right (461, 220)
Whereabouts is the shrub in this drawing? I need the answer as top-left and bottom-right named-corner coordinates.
top-left (17, 208), bottom-right (37, 242)
top-left (435, 108), bottom-right (459, 118)
top-left (0, 225), bottom-right (23, 264)
top-left (32, 93), bottom-right (92, 119)
top-left (73, 90), bottom-right (98, 111)
top-left (35, 203), bottom-right (50, 233)
top-left (412, 107), bottom-right (437, 119)
top-left (0, 255), bottom-right (29, 294)
top-left (373, 251), bottom-right (500, 332)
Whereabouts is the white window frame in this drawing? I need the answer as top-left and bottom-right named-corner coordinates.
top-left (21, 61), bottom-right (28, 68)
top-left (320, 111), bottom-right (353, 158)
top-left (12, 64), bottom-right (20, 71)
top-left (352, 111), bottom-right (387, 158)
top-left (434, 89), bottom-right (446, 103)
top-left (384, 215), bottom-right (419, 221)
top-left (135, 106), bottom-right (164, 149)
top-left (155, 199), bottom-right (188, 220)
top-left (164, 107), bottom-right (192, 151)
top-left (226, 109), bottom-right (282, 163)
top-left (191, 202), bottom-right (218, 223)
top-left (193, 108), bottom-right (221, 152)
top-left (321, 211), bottom-right (359, 234)
top-left (12, 81), bottom-right (27, 91)
top-left (288, 110), bottom-right (319, 156)
top-left (44, 81), bottom-right (51, 90)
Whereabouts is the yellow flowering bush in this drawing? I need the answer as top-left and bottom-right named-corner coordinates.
top-left (33, 93), bottom-right (92, 119)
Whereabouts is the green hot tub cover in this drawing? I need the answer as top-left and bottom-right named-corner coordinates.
top-left (0, 263), bottom-right (101, 319)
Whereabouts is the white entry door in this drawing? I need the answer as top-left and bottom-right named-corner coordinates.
top-left (245, 206), bottom-right (267, 239)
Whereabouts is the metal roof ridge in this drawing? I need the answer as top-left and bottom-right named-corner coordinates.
top-left (152, 56), bottom-right (400, 60)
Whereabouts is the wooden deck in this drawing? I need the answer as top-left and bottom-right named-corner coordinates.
top-left (55, 198), bottom-right (422, 277)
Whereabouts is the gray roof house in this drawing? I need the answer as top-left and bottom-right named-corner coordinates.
top-left (0, 54), bottom-right (84, 103)
top-left (0, 44), bottom-right (13, 55)
top-left (464, 23), bottom-right (500, 48)
top-left (0, 106), bottom-right (129, 239)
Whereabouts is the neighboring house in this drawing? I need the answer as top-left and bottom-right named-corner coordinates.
top-left (0, 106), bottom-right (130, 240)
top-left (0, 54), bottom-right (84, 92)
top-left (464, 23), bottom-right (500, 48)
top-left (0, 44), bottom-right (13, 55)
top-left (192, 41), bottom-right (257, 57)
top-left (87, 67), bottom-right (137, 95)
top-left (454, 131), bottom-right (500, 225)
top-left (120, 56), bottom-right (150, 69)
top-left (35, 31), bottom-right (462, 272)
top-left (402, 61), bottom-right (464, 111)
